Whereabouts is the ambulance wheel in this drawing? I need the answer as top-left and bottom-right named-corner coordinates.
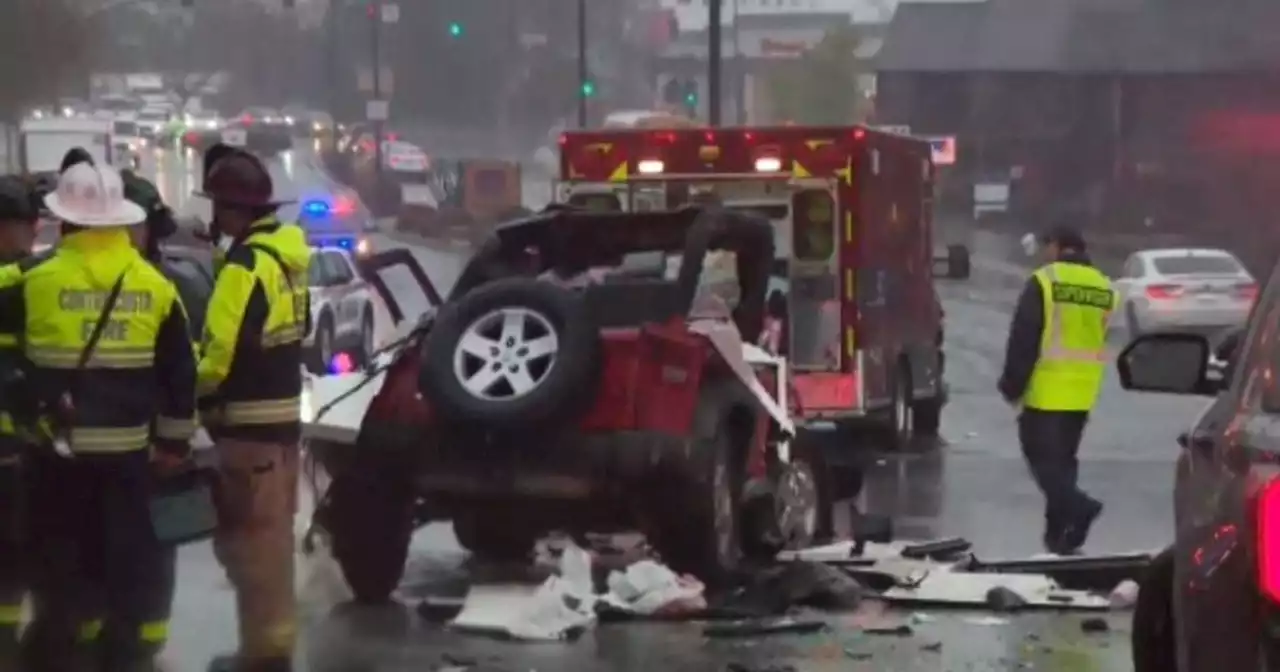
top-left (885, 362), bottom-right (914, 451)
top-left (1132, 546), bottom-right (1176, 672)
top-left (324, 467), bottom-right (415, 603)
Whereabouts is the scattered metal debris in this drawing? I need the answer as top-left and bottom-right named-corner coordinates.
top-left (1081, 617), bottom-right (1112, 634)
top-left (703, 617), bottom-right (826, 638)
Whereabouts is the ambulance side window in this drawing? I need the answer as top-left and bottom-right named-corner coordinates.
top-left (792, 189), bottom-right (835, 262)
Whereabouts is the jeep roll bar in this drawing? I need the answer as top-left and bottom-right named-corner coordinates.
top-left (450, 205), bottom-right (774, 339)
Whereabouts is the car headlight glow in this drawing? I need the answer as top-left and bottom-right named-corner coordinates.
top-left (285, 116), bottom-right (295, 125)
top-left (356, 238), bottom-right (371, 255)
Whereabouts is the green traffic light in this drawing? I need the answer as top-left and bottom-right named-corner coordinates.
top-left (582, 81), bottom-right (596, 97)
top-left (685, 93), bottom-right (697, 104)
top-left (449, 22), bottom-right (462, 37)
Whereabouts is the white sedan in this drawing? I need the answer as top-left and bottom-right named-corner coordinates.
top-left (1113, 248), bottom-right (1256, 334)
top-left (305, 246), bottom-right (377, 375)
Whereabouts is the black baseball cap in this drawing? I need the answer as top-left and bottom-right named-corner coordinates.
top-left (1039, 224), bottom-right (1087, 251)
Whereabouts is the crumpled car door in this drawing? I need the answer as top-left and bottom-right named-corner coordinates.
top-left (355, 247), bottom-right (442, 326)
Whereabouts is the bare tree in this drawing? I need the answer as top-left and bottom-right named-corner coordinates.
top-left (0, 0), bottom-right (92, 123)
top-left (763, 26), bottom-right (871, 125)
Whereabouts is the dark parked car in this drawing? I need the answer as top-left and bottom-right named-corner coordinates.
top-left (1119, 295), bottom-right (1280, 671)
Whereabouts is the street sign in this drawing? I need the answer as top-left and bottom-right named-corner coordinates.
top-left (922, 135), bottom-right (956, 165)
top-left (380, 3), bottom-right (399, 23)
top-left (366, 100), bottom-right (390, 122)
top-left (519, 32), bottom-right (548, 47)
top-left (874, 125), bottom-right (912, 136)
top-left (357, 67), bottom-right (394, 94)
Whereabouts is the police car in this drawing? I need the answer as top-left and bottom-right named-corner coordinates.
top-left (305, 242), bottom-right (376, 375)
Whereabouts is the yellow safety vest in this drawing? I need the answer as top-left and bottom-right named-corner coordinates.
top-left (22, 229), bottom-right (197, 453)
top-left (198, 218), bottom-right (310, 437)
top-left (1023, 262), bottom-right (1114, 411)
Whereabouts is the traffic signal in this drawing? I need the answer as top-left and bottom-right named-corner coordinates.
top-left (448, 22), bottom-right (463, 37)
top-left (682, 80), bottom-right (699, 111)
top-left (581, 80), bottom-right (596, 97)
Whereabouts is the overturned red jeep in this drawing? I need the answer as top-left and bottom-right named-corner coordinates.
top-left (309, 206), bottom-right (832, 602)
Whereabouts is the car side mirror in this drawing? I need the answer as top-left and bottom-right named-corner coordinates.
top-left (1117, 332), bottom-right (1218, 396)
top-left (932, 244), bottom-right (971, 280)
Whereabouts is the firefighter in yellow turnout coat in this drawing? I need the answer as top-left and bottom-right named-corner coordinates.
top-left (197, 146), bottom-right (310, 672)
top-left (15, 163), bottom-right (197, 671)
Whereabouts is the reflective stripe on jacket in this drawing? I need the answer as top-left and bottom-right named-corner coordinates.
top-left (198, 218), bottom-right (310, 442)
top-left (22, 229), bottom-right (197, 453)
top-left (1023, 262), bottom-right (1114, 411)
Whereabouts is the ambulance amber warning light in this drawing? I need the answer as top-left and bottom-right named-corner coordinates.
top-left (637, 159), bottom-right (664, 174)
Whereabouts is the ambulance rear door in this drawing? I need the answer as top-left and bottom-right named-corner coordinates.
top-left (852, 132), bottom-right (941, 409)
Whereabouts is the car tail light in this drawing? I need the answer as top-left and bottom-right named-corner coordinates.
top-left (1236, 282), bottom-right (1259, 300)
top-left (1146, 284), bottom-right (1185, 300)
top-left (1257, 478), bottom-right (1280, 602)
top-left (241, 114), bottom-right (253, 124)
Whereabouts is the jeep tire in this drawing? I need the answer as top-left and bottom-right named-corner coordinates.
top-left (324, 468), bottom-right (415, 603)
top-left (420, 279), bottom-right (600, 427)
top-left (651, 381), bottom-right (755, 585)
top-left (741, 428), bottom-right (833, 557)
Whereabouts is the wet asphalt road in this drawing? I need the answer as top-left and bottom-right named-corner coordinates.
top-left (136, 144), bottom-right (1181, 671)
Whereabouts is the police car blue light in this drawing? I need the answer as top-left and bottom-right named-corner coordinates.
top-left (312, 237), bottom-right (353, 250)
top-left (302, 200), bottom-right (330, 216)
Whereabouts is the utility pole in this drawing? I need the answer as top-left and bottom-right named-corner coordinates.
top-left (326, 0), bottom-right (338, 123)
top-left (577, 0), bottom-right (588, 127)
top-left (708, 0), bottom-right (722, 125)
top-left (371, 0), bottom-right (383, 180)
top-left (732, 0), bottom-right (745, 124)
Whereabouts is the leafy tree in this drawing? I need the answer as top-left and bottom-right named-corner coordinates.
top-left (0, 0), bottom-right (91, 124)
top-left (763, 25), bottom-right (870, 125)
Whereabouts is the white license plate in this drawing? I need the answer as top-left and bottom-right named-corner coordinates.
top-left (401, 184), bottom-right (435, 205)
top-left (221, 129), bottom-right (247, 146)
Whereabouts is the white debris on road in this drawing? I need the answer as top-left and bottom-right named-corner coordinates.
top-left (448, 541), bottom-right (707, 641)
